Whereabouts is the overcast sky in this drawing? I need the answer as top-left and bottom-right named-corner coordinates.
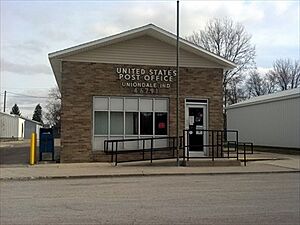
top-left (0, 0), bottom-right (299, 118)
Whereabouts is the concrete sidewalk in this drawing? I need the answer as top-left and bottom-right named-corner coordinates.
top-left (0, 153), bottom-right (299, 181)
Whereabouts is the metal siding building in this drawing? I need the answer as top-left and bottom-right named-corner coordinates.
top-left (0, 112), bottom-right (42, 140)
top-left (227, 88), bottom-right (300, 149)
top-left (0, 112), bottom-right (25, 139)
top-left (24, 119), bottom-right (42, 139)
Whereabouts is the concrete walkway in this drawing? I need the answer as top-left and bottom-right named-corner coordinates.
top-left (1, 153), bottom-right (299, 181)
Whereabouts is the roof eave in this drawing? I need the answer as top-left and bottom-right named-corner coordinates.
top-left (49, 57), bottom-right (62, 89)
top-left (48, 24), bottom-right (155, 60)
top-left (226, 90), bottom-right (300, 109)
top-left (145, 25), bottom-right (236, 69)
top-left (48, 23), bottom-right (237, 90)
top-left (48, 24), bottom-right (236, 69)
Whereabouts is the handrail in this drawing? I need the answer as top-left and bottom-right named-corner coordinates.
top-left (104, 129), bottom-right (249, 166)
top-left (104, 136), bottom-right (183, 166)
top-left (182, 129), bottom-right (246, 166)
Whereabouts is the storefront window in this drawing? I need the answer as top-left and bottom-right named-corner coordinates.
top-left (155, 112), bottom-right (167, 135)
top-left (93, 97), bottom-right (168, 146)
top-left (110, 112), bottom-right (124, 135)
top-left (125, 112), bottom-right (138, 135)
top-left (94, 111), bottom-right (108, 135)
top-left (140, 112), bottom-right (153, 135)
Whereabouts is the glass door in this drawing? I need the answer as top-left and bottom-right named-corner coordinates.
top-left (185, 102), bottom-right (207, 156)
top-left (188, 107), bottom-right (204, 152)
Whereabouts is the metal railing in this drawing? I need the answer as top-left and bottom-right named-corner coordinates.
top-left (104, 136), bottom-right (183, 166)
top-left (182, 129), bottom-right (247, 166)
top-left (104, 129), bottom-right (250, 166)
top-left (226, 141), bottom-right (254, 154)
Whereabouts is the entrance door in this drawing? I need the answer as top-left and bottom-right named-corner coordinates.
top-left (185, 103), bottom-right (207, 156)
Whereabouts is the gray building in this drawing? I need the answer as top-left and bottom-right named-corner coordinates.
top-left (0, 112), bottom-right (42, 140)
top-left (23, 118), bottom-right (42, 139)
top-left (227, 88), bottom-right (300, 149)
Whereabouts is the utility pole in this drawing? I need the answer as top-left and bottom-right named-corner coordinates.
top-left (3, 90), bottom-right (6, 112)
top-left (176, 0), bottom-right (180, 166)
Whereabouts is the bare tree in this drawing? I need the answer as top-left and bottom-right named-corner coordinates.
top-left (227, 77), bottom-right (247, 104)
top-left (44, 87), bottom-right (61, 136)
top-left (187, 18), bottom-right (256, 104)
top-left (245, 70), bottom-right (276, 97)
top-left (267, 59), bottom-right (300, 91)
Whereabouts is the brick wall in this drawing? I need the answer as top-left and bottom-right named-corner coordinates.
top-left (61, 61), bottom-right (223, 162)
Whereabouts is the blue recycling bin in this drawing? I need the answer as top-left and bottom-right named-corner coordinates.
top-left (39, 128), bottom-right (55, 161)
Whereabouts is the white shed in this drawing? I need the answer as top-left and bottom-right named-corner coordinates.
top-left (23, 118), bottom-right (42, 139)
top-left (0, 112), bottom-right (43, 140)
top-left (226, 88), bottom-right (300, 149)
top-left (0, 112), bottom-right (25, 140)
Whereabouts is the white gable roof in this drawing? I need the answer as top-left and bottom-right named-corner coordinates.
top-left (49, 24), bottom-right (236, 88)
top-left (227, 88), bottom-right (300, 109)
top-left (0, 112), bottom-right (43, 125)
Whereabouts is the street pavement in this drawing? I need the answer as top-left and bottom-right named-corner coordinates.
top-left (0, 154), bottom-right (299, 181)
top-left (0, 140), bottom-right (299, 225)
top-left (1, 173), bottom-right (299, 225)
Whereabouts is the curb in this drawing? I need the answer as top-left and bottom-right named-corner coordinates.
top-left (1, 170), bottom-right (299, 181)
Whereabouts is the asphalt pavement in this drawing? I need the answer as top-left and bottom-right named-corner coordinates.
top-left (0, 139), bottom-right (60, 165)
top-left (1, 140), bottom-right (299, 225)
top-left (1, 173), bottom-right (299, 225)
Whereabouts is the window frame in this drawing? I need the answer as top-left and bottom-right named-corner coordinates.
top-left (93, 97), bottom-right (169, 150)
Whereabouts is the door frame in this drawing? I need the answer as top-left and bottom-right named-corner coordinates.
top-left (184, 99), bottom-right (209, 157)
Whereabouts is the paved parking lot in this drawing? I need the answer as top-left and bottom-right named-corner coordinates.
top-left (0, 145), bottom-right (30, 165)
top-left (0, 140), bottom-right (60, 165)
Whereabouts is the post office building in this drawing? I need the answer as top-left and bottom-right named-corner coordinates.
top-left (49, 24), bottom-right (235, 163)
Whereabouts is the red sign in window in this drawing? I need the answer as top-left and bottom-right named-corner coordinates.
top-left (158, 122), bottom-right (165, 129)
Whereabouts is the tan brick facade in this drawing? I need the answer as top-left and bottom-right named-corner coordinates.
top-left (61, 61), bottom-right (223, 162)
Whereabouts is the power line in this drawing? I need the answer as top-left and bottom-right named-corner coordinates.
top-left (2, 95), bottom-right (48, 99)
top-left (3, 106), bottom-right (42, 109)
top-left (5, 91), bottom-right (48, 99)
top-left (1, 87), bottom-right (55, 90)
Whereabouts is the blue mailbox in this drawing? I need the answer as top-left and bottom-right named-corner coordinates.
top-left (39, 128), bottom-right (55, 161)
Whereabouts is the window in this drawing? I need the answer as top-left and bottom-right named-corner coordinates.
top-left (94, 97), bottom-right (108, 110)
top-left (140, 112), bottom-right (153, 135)
top-left (155, 112), bottom-right (167, 135)
top-left (110, 112), bottom-right (123, 134)
top-left (110, 98), bottom-right (123, 111)
top-left (94, 111), bottom-right (108, 135)
top-left (93, 97), bottom-right (168, 150)
top-left (125, 112), bottom-right (138, 135)
top-left (125, 98), bottom-right (138, 111)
